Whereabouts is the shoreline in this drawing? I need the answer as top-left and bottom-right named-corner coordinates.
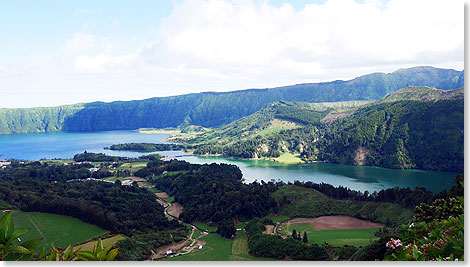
top-left (137, 128), bottom-right (181, 135)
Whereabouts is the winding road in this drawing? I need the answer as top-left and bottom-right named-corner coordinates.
top-left (152, 193), bottom-right (207, 260)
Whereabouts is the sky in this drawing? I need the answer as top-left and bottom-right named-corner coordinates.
top-left (0, 0), bottom-right (464, 108)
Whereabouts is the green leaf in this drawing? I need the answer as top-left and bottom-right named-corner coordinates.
top-left (3, 244), bottom-right (32, 257)
top-left (62, 244), bottom-right (76, 260)
top-left (46, 247), bottom-right (59, 261)
top-left (20, 238), bottom-right (42, 251)
top-left (75, 251), bottom-right (97, 261)
top-left (94, 238), bottom-right (103, 253)
top-left (8, 227), bottom-right (29, 243)
top-left (36, 246), bottom-right (47, 261)
top-left (0, 211), bottom-right (14, 243)
top-left (103, 245), bottom-right (112, 254)
top-left (107, 248), bottom-right (119, 260)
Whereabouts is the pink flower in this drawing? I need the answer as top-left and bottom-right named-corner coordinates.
top-left (386, 238), bottom-right (403, 249)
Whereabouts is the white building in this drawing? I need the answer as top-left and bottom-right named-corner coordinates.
top-left (0, 162), bottom-right (11, 169)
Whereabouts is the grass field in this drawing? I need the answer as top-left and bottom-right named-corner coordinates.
top-left (103, 177), bottom-right (127, 182)
top-left (165, 231), bottom-right (272, 261)
top-left (309, 228), bottom-right (380, 247)
top-left (164, 196), bottom-right (175, 203)
top-left (137, 181), bottom-right (150, 187)
top-left (75, 235), bottom-right (126, 251)
top-left (147, 187), bottom-right (162, 193)
top-left (269, 153), bottom-right (303, 164)
top-left (115, 162), bottom-right (148, 175)
top-left (5, 210), bottom-right (108, 251)
top-left (193, 221), bottom-right (217, 233)
top-left (229, 231), bottom-right (271, 261)
top-left (164, 233), bottom-right (232, 261)
top-left (193, 229), bottom-right (203, 239)
top-left (280, 222), bottom-right (380, 247)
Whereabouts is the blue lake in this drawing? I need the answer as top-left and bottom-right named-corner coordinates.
top-left (0, 130), bottom-right (457, 193)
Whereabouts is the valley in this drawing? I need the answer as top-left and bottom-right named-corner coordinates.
top-left (0, 67), bottom-right (464, 262)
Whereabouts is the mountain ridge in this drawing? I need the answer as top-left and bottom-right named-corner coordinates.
top-left (189, 86), bottom-right (464, 172)
top-left (0, 66), bottom-right (464, 134)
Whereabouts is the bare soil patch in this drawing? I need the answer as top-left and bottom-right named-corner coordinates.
top-left (156, 199), bottom-right (169, 208)
top-left (167, 203), bottom-right (184, 218)
top-left (288, 215), bottom-right (384, 230)
top-left (153, 239), bottom-right (189, 259)
top-left (155, 192), bottom-right (170, 198)
top-left (262, 225), bottom-right (275, 235)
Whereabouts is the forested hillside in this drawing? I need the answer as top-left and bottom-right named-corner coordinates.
top-left (179, 100), bottom-right (368, 147)
top-left (191, 87), bottom-right (464, 172)
top-left (0, 66), bottom-right (463, 134)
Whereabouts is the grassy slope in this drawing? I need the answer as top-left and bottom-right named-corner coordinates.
top-left (188, 86), bottom-right (461, 145)
top-left (309, 228), bottom-right (381, 247)
top-left (186, 100), bottom-right (368, 146)
top-left (164, 233), bottom-right (232, 261)
top-left (7, 210), bottom-right (108, 251)
top-left (164, 231), bottom-right (271, 261)
top-left (268, 152), bottom-right (303, 164)
top-left (378, 86), bottom-right (464, 103)
top-left (273, 185), bottom-right (413, 226)
top-left (75, 235), bottom-right (126, 251)
top-left (280, 222), bottom-right (380, 247)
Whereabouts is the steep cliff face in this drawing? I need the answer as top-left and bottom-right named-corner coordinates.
top-left (0, 67), bottom-right (463, 134)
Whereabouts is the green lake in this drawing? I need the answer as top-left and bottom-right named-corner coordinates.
top-left (0, 130), bottom-right (457, 193)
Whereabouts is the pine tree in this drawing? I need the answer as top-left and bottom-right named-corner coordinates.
top-left (303, 231), bottom-right (308, 243)
top-left (292, 229), bottom-right (297, 240)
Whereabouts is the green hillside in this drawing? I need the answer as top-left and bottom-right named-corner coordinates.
top-left (273, 185), bottom-right (413, 227)
top-left (190, 87), bottom-right (464, 172)
top-left (183, 100), bottom-right (368, 147)
top-left (317, 95), bottom-right (464, 172)
top-left (0, 104), bottom-right (83, 134)
top-left (0, 66), bottom-right (463, 134)
top-left (5, 210), bottom-right (108, 251)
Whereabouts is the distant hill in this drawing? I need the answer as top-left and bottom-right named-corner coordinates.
top-left (191, 87), bottom-right (464, 172)
top-left (0, 66), bottom-right (464, 134)
top-left (180, 100), bottom-right (369, 146)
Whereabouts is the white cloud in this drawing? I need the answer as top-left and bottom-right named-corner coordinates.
top-left (0, 0), bottom-right (464, 108)
top-left (159, 0), bottom-right (462, 71)
top-left (65, 33), bottom-right (96, 51)
top-left (77, 0), bottom-right (462, 77)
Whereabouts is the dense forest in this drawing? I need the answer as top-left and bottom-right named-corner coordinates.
top-left (290, 179), bottom-right (457, 209)
top-left (73, 151), bottom-right (129, 162)
top-left (135, 158), bottom-right (460, 228)
top-left (0, 161), bottom-right (179, 236)
top-left (315, 98), bottom-right (464, 172)
top-left (0, 156), bottom-right (463, 261)
top-left (191, 87), bottom-right (464, 172)
top-left (0, 67), bottom-right (463, 134)
top-left (138, 160), bottom-right (278, 227)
